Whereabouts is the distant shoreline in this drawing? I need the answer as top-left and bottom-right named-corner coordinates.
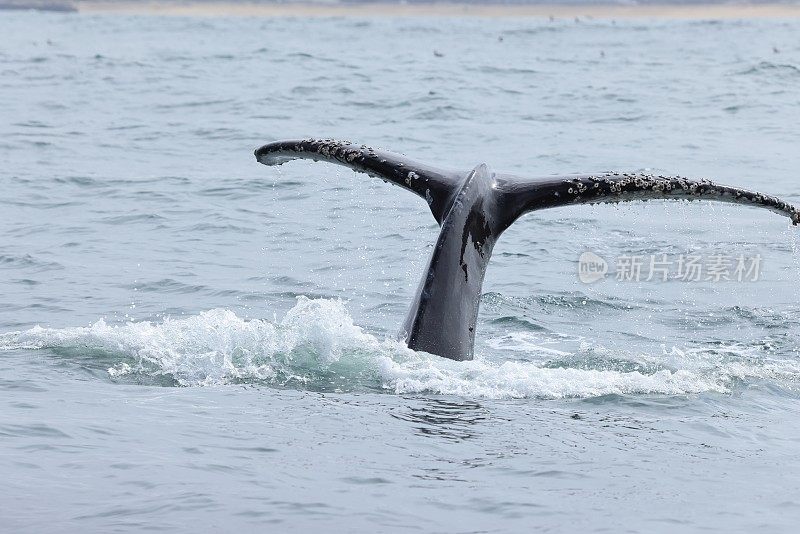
top-left (77, 2), bottom-right (800, 18)
top-left (6, 0), bottom-right (800, 18)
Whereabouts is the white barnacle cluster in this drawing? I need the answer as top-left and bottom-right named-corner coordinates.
top-left (590, 173), bottom-right (697, 200)
top-left (405, 171), bottom-right (419, 187)
top-left (769, 198), bottom-right (800, 224)
top-left (648, 176), bottom-right (668, 192)
top-left (599, 175), bottom-right (624, 194)
top-left (565, 178), bottom-right (589, 203)
top-left (658, 175), bottom-right (692, 193)
top-left (617, 173), bottom-right (688, 196)
top-left (312, 138), bottom-right (337, 158)
top-left (306, 138), bottom-right (367, 165)
top-left (553, 169), bottom-right (798, 223)
top-left (564, 177), bottom-right (590, 195)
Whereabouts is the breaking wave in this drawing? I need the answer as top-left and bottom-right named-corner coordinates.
top-left (1, 297), bottom-right (798, 399)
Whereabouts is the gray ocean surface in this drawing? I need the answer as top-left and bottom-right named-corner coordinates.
top-left (2, 10), bottom-right (800, 533)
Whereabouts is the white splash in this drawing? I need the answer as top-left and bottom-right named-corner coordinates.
top-left (1, 297), bottom-right (798, 398)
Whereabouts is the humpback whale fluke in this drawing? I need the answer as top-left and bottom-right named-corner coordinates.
top-left (255, 138), bottom-right (800, 361)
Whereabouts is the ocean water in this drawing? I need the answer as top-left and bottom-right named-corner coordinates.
top-left (2, 10), bottom-right (800, 532)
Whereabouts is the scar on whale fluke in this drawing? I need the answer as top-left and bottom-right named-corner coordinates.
top-left (255, 138), bottom-right (799, 361)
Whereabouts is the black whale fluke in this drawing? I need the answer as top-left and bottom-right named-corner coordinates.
top-left (254, 139), bottom-right (461, 224)
top-left (255, 138), bottom-right (800, 361)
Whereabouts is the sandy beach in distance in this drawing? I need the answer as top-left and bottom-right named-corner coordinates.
top-left (75, 1), bottom-right (800, 19)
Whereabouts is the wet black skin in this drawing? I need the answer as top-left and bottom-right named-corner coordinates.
top-left (255, 138), bottom-right (800, 361)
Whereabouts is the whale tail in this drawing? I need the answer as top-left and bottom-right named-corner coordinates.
top-left (255, 138), bottom-right (799, 360)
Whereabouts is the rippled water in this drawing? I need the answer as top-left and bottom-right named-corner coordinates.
top-left (2, 11), bottom-right (800, 532)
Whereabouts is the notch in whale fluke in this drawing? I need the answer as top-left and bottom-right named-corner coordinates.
top-left (255, 138), bottom-right (799, 361)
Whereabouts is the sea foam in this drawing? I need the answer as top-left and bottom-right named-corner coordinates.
top-left (1, 297), bottom-right (797, 398)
